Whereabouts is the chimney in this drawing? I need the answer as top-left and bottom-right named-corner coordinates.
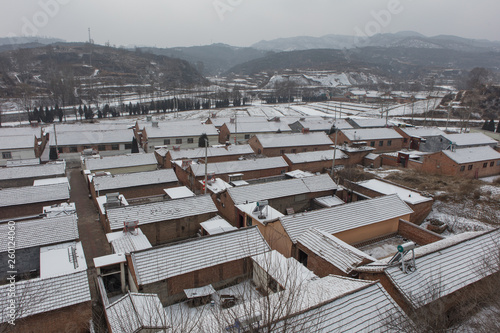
top-left (302, 128), bottom-right (310, 134)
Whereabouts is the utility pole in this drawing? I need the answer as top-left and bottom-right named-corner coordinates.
top-left (204, 137), bottom-right (208, 195)
top-left (331, 106), bottom-right (338, 178)
top-left (234, 111), bottom-right (237, 145)
top-left (445, 105), bottom-right (451, 132)
top-left (53, 123), bottom-right (59, 157)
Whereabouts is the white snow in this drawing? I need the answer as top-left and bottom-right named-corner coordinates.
top-left (164, 186), bottom-right (195, 199)
top-left (356, 179), bottom-right (432, 204)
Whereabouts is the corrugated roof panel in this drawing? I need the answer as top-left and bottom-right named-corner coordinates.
top-left (0, 183), bottom-right (70, 207)
top-left (106, 195), bottom-right (217, 230)
top-left (191, 157), bottom-right (288, 177)
top-left (84, 153), bottom-right (157, 171)
top-left (131, 226), bottom-right (270, 285)
top-left (385, 229), bottom-right (500, 308)
top-left (169, 144), bottom-right (255, 160)
top-left (285, 150), bottom-right (348, 164)
top-left (342, 128), bottom-right (403, 141)
top-left (256, 132), bottom-right (333, 148)
top-left (281, 194), bottom-right (413, 243)
top-left (0, 162), bottom-right (66, 181)
top-left (442, 146), bottom-right (500, 164)
top-left (93, 169), bottom-right (178, 192)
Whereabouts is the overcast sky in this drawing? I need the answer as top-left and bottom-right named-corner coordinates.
top-left (1, 0), bottom-right (499, 47)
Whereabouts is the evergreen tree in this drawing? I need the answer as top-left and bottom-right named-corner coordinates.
top-left (49, 147), bottom-right (58, 160)
top-left (482, 120), bottom-right (488, 130)
top-left (131, 137), bottom-right (139, 153)
top-left (198, 133), bottom-right (209, 147)
top-left (496, 121), bottom-right (500, 133)
top-left (487, 119), bottom-right (496, 132)
top-left (78, 105), bottom-right (83, 120)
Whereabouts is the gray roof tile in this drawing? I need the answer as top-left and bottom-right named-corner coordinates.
top-left (0, 183), bottom-right (70, 208)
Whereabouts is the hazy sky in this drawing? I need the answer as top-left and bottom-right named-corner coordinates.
top-left (1, 0), bottom-right (499, 47)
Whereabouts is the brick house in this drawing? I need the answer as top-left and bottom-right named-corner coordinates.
top-left (105, 195), bottom-right (218, 245)
top-left (0, 127), bottom-right (43, 166)
top-left (409, 146), bottom-right (500, 178)
top-left (125, 227), bottom-right (270, 305)
top-left (336, 128), bottom-right (404, 153)
top-left (83, 153), bottom-right (158, 175)
top-left (215, 174), bottom-right (338, 228)
top-left (161, 144), bottom-right (255, 168)
top-left (284, 149), bottom-right (349, 173)
top-left (174, 157), bottom-right (289, 192)
top-left (394, 126), bottom-right (446, 151)
top-left (248, 132), bottom-right (334, 157)
top-left (218, 120), bottom-right (292, 144)
top-left (0, 162), bottom-right (66, 188)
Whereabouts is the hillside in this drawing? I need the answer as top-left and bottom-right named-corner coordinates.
top-left (0, 43), bottom-right (207, 103)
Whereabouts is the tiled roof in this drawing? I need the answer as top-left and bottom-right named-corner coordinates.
top-left (441, 133), bottom-right (498, 147)
top-left (190, 157), bottom-right (288, 177)
top-left (93, 169), bottom-right (178, 192)
top-left (349, 118), bottom-right (388, 128)
top-left (0, 183), bottom-right (70, 208)
top-left (280, 194), bottom-right (413, 243)
top-left (385, 229), bottom-right (500, 308)
top-left (227, 174), bottom-right (337, 205)
top-left (0, 215), bottom-right (79, 252)
top-left (399, 127), bottom-right (445, 138)
top-left (130, 226), bottom-right (270, 285)
top-left (223, 121), bottom-right (292, 134)
top-left (84, 153), bottom-right (157, 171)
top-left (0, 135), bottom-right (35, 150)
top-left (442, 146), bottom-right (500, 164)
top-left (168, 144), bottom-right (255, 160)
top-left (341, 128), bottom-right (403, 141)
top-left (49, 129), bottom-right (133, 146)
top-left (356, 179), bottom-right (433, 205)
top-left (144, 121), bottom-right (218, 138)
top-left (297, 228), bottom-right (375, 273)
top-left (0, 271), bottom-right (91, 322)
top-left (106, 195), bottom-right (217, 230)
top-left (255, 132), bottom-right (333, 148)
top-left (106, 292), bottom-right (168, 333)
top-left (0, 162), bottom-right (65, 181)
top-left (285, 149), bottom-right (348, 164)
top-left (107, 229), bottom-right (152, 254)
top-left (271, 280), bottom-right (411, 332)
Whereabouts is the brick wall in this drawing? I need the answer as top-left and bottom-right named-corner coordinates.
top-left (92, 182), bottom-right (179, 200)
top-left (0, 201), bottom-right (65, 220)
top-left (398, 219), bottom-right (443, 245)
top-left (421, 152), bottom-right (500, 178)
top-left (260, 144), bottom-right (333, 157)
top-left (295, 242), bottom-right (348, 278)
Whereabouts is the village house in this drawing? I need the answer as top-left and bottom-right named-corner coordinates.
top-left (356, 229), bottom-right (500, 314)
top-left (218, 119), bottom-right (293, 144)
top-left (105, 194), bottom-right (218, 245)
top-left (125, 226), bottom-right (270, 305)
top-left (158, 144), bottom-right (255, 168)
top-left (135, 120), bottom-right (219, 152)
top-left (90, 169), bottom-right (179, 200)
top-left (83, 153), bottom-right (158, 175)
top-left (0, 183), bottom-right (70, 219)
top-left (438, 132), bottom-right (499, 150)
top-left (248, 132), bottom-right (334, 157)
top-left (408, 146), bottom-right (500, 178)
top-left (394, 126), bottom-right (446, 151)
top-left (346, 117), bottom-right (389, 129)
top-left (215, 174), bottom-right (338, 227)
top-left (336, 128), bottom-right (404, 153)
top-left (284, 149), bottom-right (349, 173)
top-left (0, 161), bottom-right (66, 188)
top-left (174, 157), bottom-right (289, 192)
top-left (288, 117), bottom-right (353, 134)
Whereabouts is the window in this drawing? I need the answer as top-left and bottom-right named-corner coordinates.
top-left (291, 149), bottom-right (297, 153)
top-left (387, 140), bottom-right (392, 146)
top-left (163, 139), bottom-right (170, 145)
top-left (370, 141), bottom-right (375, 147)
top-left (468, 165), bottom-right (473, 170)
top-left (280, 149), bottom-right (285, 155)
top-left (58, 147), bottom-right (63, 154)
top-left (70, 146), bottom-right (78, 153)
top-left (2, 152), bottom-right (12, 159)
top-left (490, 162), bottom-right (494, 167)
top-left (111, 144), bottom-right (119, 151)
top-left (125, 143), bottom-right (132, 150)
top-left (98, 145), bottom-right (106, 151)
top-left (246, 215), bottom-right (252, 227)
top-left (460, 166), bottom-right (465, 172)
top-left (186, 138), bottom-right (193, 144)
top-left (298, 249), bottom-right (308, 267)
top-left (244, 134), bottom-right (250, 140)
top-left (379, 141), bottom-right (384, 147)
top-left (176, 139), bottom-right (182, 144)
top-left (483, 162), bottom-right (488, 168)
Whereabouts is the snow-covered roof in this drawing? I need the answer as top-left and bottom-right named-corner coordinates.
top-left (252, 250), bottom-right (318, 288)
top-left (385, 229), bottom-right (500, 308)
top-left (106, 229), bottom-right (152, 254)
top-left (254, 132), bottom-right (333, 148)
top-left (295, 118), bottom-right (354, 131)
top-left (200, 216), bottom-right (237, 235)
top-left (0, 134), bottom-right (35, 150)
top-left (190, 157), bottom-right (288, 177)
top-left (168, 144), bottom-right (255, 160)
top-left (285, 149), bottom-right (348, 164)
top-left (441, 133), bottom-right (498, 147)
top-left (356, 179), bottom-right (433, 205)
top-left (341, 128), bottom-right (403, 141)
top-left (106, 195), bottom-right (217, 230)
top-left (236, 202), bottom-right (285, 224)
top-left (223, 121), bottom-right (292, 134)
top-left (271, 279), bottom-right (410, 332)
top-left (0, 271), bottom-right (91, 322)
top-left (130, 226), bottom-right (270, 285)
top-left (398, 127), bottom-right (446, 138)
top-left (0, 183), bottom-right (70, 208)
top-left (164, 186), bottom-right (195, 199)
top-left (349, 118), bottom-right (388, 128)
top-left (0, 162), bottom-right (65, 181)
top-left (33, 177), bottom-right (69, 187)
top-left (285, 170), bottom-right (315, 178)
top-left (94, 253), bottom-right (127, 268)
top-left (227, 174), bottom-right (338, 205)
top-left (106, 292), bottom-right (168, 333)
top-left (49, 129), bottom-right (133, 146)
top-left (205, 178), bottom-right (232, 194)
top-left (364, 153), bottom-right (379, 160)
top-left (39, 241), bottom-right (87, 278)
top-left (442, 146), bottom-right (500, 164)
top-left (313, 195), bottom-right (345, 208)
top-left (0, 215), bottom-right (78, 252)
top-left (93, 169), bottom-right (178, 192)
top-left (84, 153), bottom-right (157, 172)
top-left (297, 228), bottom-right (376, 274)
top-left (280, 194), bottom-right (413, 243)
top-left (143, 121), bottom-right (218, 138)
